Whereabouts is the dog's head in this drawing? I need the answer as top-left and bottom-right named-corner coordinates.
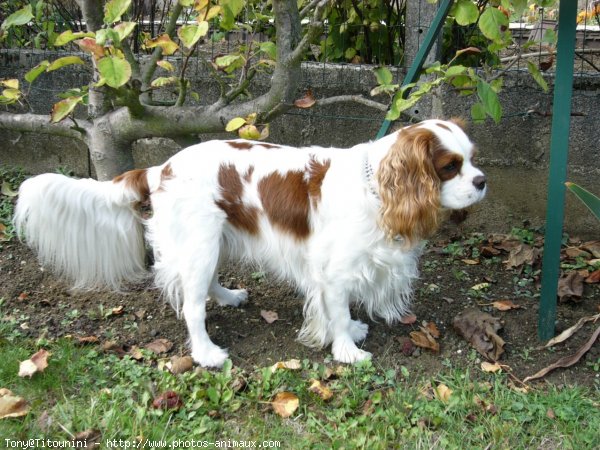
top-left (377, 119), bottom-right (486, 246)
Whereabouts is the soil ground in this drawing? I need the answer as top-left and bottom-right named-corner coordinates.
top-left (1, 227), bottom-right (599, 388)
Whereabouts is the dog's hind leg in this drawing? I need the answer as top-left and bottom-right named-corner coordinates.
top-left (179, 234), bottom-right (230, 368)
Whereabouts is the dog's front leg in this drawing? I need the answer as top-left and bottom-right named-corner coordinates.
top-left (325, 287), bottom-right (372, 364)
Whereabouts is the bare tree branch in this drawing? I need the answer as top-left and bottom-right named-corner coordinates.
top-left (289, 0), bottom-right (328, 65)
top-left (0, 112), bottom-right (91, 142)
top-left (315, 95), bottom-right (389, 112)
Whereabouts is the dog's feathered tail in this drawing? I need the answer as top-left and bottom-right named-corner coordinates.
top-left (13, 171), bottom-right (149, 290)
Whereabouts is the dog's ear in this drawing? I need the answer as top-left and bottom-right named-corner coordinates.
top-left (376, 127), bottom-right (441, 247)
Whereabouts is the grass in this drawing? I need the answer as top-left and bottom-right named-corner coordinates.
top-left (1, 310), bottom-right (599, 450)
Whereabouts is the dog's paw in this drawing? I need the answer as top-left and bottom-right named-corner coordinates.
top-left (215, 288), bottom-right (248, 308)
top-left (191, 345), bottom-right (229, 368)
top-left (332, 337), bottom-right (372, 364)
top-left (348, 319), bottom-right (368, 343)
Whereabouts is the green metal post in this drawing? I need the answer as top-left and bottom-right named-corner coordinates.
top-left (376, 0), bottom-right (454, 139)
top-left (538, 0), bottom-right (578, 341)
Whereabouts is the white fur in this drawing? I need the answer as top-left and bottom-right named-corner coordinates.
top-left (14, 119), bottom-right (485, 367)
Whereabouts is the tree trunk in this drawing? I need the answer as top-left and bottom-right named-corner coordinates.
top-left (88, 117), bottom-right (135, 181)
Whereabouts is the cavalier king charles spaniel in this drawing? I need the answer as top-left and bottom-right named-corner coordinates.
top-left (15, 119), bottom-right (486, 367)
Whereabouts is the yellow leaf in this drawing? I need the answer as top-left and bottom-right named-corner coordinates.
top-left (0, 389), bottom-right (29, 419)
top-left (271, 392), bottom-right (299, 418)
top-left (270, 359), bottom-right (302, 373)
top-left (239, 124), bottom-right (261, 140)
top-left (157, 60), bottom-right (176, 72)
top-left (1, 79), bottom-right (19, 89)
top-left (225, 117), bottom-right (246, 132)
top-left (481, 361), bottom-right (503, 373)
top-left (145, 34), bottom-right (179, 56)
top-left (434, 383), bottom-right (453, 403)
top-left (309, 379), bottom-right (333, 401)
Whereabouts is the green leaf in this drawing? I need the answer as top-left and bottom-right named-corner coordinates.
top-left (345, 47), bottom-right (357, 60)
top-left (445, 65), bottom-right (467, 77)
top-left (2, 88), bottom-right (20, 100)
top-left (95, 28), bottom-right (121, 46)
top-left (114, 22), bottom-right (137, 41)
top-left (478, 7), bottom-right (508, 42)
top-left (178, 21), bottom-right (209, 48)
top-left (470, 102), bottom-right (487, 122)
top-left (179, 0), bottom-right (195, 6)
top-left (25, 60), bottom-right (49, 83)
top-left (97, 56), bottom-right (132, 88)
top-left (374, 67), bottom-right (393, 86)
top-left (54, 30), bottom-right (95, 46)
top-left (225, 117), bottom-right (246, 132)
top-left (455, 0), bottom-right (479, 26)
top-left (104, 0), bottom-right (132, 24)
top-left (238, 124), bottom-right (261, 140)
top-left (151, 76), bottom-right (179, 87)
top-left (476, 79), bottom-right (502, 124)
top-left (526, 61), bottom-right (548, 93)
top-left (157, 60), bottom-right (176, 72)
top-left (50, 96), bottom-right (84, 123)
top-left (46, 56), bottom-right (86, 72)
top-left (259, 42), bottom-right (277, 60)
top-left (566, 183), bottom-right (600, 221)
top-left (215, 54), bottom-right (244, 73)
top-left (1, 5), bottom-right (34, 30)
top-left (511, 0), bottom-right (528, 18)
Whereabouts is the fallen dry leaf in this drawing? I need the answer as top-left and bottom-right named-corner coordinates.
top-left (481, 361), bottom-right (503, 373)
top-left (1, 180), bottom-right (18, 197)
top-left (490, 300), bottom-right (523, 311)
top-left (0, 223), bottom-right (7, 241)
top-left (152, 391), bottom-right (183, 410)
top-left (434, 383), bottom-right (453, 403)
top-left (260, 310), bottom-right (279, 324)
top-left (76, 335), bottom-right (99, 345)
top-left (585, 269), bottom-right (600, 284)
top-left (101, 340), bottom-right (127, 357)
top-left (425, 321), bottom-right (441, 338)
top-left (470, 282), bottom-right (490, 291)
top-left (145, 338), bottom-right (173, 354)
top-left (271, 392), bottom-right (299, 418)
top-left (581, 240), bottom-right (600, 258)
top-left (270, 359), bottom-right (302, 373)
top-left (309, 379), bottom-right (333, 401)
top-left (72, 430), bottom-right (101, 449)
top-left (167, 356), bottom-right (194, 374)
top-left (504, 243), bottom-right (540, 269)
top-left (0, 389), bottom-right (29, 419)
top-left (558, 271), bottom-right (585, 302)
top-left (109, 305), bottom-right (124, 316)
top-left (480, 245), bottom-right (501, 257)
top-left (18, 349), bottom-right (50, 378)
top-left (564, 247), bottom-right (591, 259)
top-left (17, 292), bottom-right (28, 301)
top-left (543, 313), bottom-right (600, 348)
top-left (293, 89), bottom-right (316, 109)
top-left (410, 328), bottom-right (439, 353)
top-left (461, 259), bottom-right (480, 265)
top-left (524, 325), bottom-right (600, 383)
top-left (129, 346), bottom-right (144, 360)
top-left (400, 313), bottom-right (417, 324)
top-left (453, 309), bottom-right (505, 361)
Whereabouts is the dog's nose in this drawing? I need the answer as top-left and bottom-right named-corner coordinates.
top-left (472, 175), bottom-right (486, 191)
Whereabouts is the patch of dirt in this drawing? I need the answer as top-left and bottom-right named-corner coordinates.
top-left (1, 230), bottom-right (599, 387)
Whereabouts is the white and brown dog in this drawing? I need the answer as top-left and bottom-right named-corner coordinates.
top-left (14, 119), bottom-right (486, 367)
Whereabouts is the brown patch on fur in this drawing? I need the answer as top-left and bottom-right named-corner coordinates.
top-left (259, 143), bottom-right (282, 149)
top-left (113, 169), bottom-right (150, 202)
top-left (436, 122), bottom-right (451, 131)
top-left (215, 163), bottom-right (259, 234)
top-left (377, 127), bottom-right (441, 247)
top-left (433, 149), bottom-right (463, 182)
top-left (307, 156), bottom-right (331, 204)
top-left (258, 171), bottom-right (310, 239)
top-left (243, 165), bottom-right (254, 182)
top-left (227, 141), bottom-right (254, 150)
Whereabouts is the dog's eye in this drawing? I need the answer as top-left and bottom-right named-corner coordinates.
top-left (443, 162), bottom-right (457, 172)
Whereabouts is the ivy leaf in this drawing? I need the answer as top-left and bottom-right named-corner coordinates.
top-left (454, 0), bottom-right (479, 26)
top-left (50, 96), bottom-right (84, 123)
top-left (97, 56), bottom-right (132, 88)
top-left (526, 61), bottom-right (548, 93)
top-left (145, 34), bottom-right (179, 56)
top-left (24, 61), bottom-right (50, 83)
top-left (46, 56), bottom-right (86, 72)
top-left (476, 80), bottom-right (502, 124)
top-left (1, 5), bottom-right (34, 30)
top-left (104, 0), bottom-right (132, 24)
top-left (478, 7), bottom-right (508, 42)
